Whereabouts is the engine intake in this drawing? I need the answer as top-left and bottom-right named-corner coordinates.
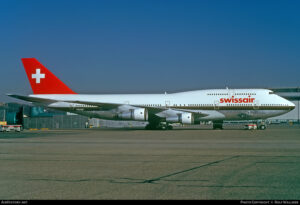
top-left (118, 108), bottom-right (148, 121)
top-left (166, 112), bottom-right (194, 124)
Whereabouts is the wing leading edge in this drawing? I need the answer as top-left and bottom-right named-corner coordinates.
top-left (7, 94), bottom-right (209, 117)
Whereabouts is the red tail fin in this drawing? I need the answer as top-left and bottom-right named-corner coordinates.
top-left (21, 58), bottom-right (77, 94)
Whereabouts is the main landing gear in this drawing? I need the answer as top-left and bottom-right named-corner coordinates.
top-left (213, 121), bottom-right (223, 130)
top-left (145, 122), bottom-right (173, 130)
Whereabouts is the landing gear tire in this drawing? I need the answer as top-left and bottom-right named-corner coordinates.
top-left (145, 123), bottom-right (173, 130)
top-left (259, 125), bottom-right (266, 130)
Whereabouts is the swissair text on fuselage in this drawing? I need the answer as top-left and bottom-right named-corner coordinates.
top-left (219, 96), bottom-right (255, 103)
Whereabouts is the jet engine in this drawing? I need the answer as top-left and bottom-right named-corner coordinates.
top-left (166, 112), bottom-right (194, 124)
top-left (118, 108), bottom-right (148, 121)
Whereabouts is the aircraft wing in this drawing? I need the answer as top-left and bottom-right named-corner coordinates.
top-left (64, 100), bottom-right (122, 110)
top-left (65, 100), bottom-right (208, 117)
top-left (65, 100), bottom-right (167, 114)
top-left (7, 94), bottom-right (167, 113)
top-left (7, 94), bottom-right (208, 117)
top-left (7, 94), bottom-right (120, 110)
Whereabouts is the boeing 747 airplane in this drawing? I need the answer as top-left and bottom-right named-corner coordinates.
top-left (8, 58), bottom-right (295, 130)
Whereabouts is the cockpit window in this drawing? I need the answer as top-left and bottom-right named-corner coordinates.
top-left (269, 91), bottom-right (274, 94)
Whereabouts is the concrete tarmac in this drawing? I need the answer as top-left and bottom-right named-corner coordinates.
top-left (1, 126), bottom-right (300, 200)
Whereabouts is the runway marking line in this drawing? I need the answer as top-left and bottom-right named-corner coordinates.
top-left (142, 155), bottom-right (240, 184)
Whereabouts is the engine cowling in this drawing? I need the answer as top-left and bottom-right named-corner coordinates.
top-left (118, 108), bottom-right (148, 121)
top-left (166, 112), bottom-right (194, 124)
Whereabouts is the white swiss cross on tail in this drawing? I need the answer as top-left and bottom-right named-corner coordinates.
top-left (32, 68), bottom-right (45, 84)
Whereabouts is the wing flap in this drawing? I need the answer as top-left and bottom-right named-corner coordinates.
top-left (64, 100), bottom-right (121, 110)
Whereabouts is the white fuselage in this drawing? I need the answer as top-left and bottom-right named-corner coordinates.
top-left (29, 89), bottom-right (295, 122)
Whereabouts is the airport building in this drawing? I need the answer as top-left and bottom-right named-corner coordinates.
top-left (0, 102), bottom-right (146, 129)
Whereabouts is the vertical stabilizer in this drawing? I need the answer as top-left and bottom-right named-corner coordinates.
top-left (21, 58), bottom-right (77, 94)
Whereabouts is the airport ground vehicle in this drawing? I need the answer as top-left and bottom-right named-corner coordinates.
top-left (243, 121), bottom-right (267, 130)
top-left (244, 124), bottom-right (257, 130)
top-left (0, 125), bottom-right (22, 132)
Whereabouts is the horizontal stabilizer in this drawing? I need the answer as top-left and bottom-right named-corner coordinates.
top-left (7, 94), bottom-right (56, 104)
